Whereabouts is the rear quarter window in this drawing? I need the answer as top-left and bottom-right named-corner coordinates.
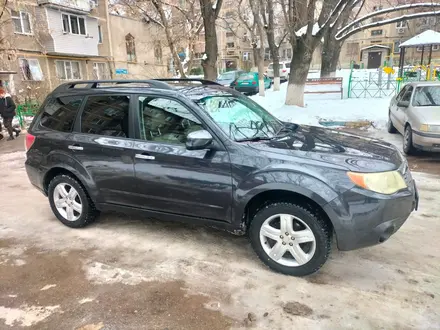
top-left (39, 96), bottom-right (84, 132)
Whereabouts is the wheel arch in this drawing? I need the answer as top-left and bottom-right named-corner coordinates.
top-left (239, 188), bottom-right (334, 235)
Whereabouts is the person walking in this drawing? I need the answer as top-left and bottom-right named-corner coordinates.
top-left (0, 87), bottom-right (20, 141)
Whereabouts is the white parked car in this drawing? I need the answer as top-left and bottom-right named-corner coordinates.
top-left (266, 61), bottom-right (291, 80)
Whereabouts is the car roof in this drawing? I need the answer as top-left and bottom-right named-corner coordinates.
top-left (407, 81), bottom-right (440, 87)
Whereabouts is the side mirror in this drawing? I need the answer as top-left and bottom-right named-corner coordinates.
top-left (186, 130), bottom-right (213, 150)
top-left (397, 100), bottom-right (410, 108)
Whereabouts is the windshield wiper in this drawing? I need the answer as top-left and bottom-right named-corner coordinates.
top-left (236, 136), bottom-right (273, 142)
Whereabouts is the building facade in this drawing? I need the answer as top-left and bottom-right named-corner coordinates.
top-left (0, 0), bottom-right (169, 103)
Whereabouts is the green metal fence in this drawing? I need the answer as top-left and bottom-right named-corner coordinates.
top-left (15, 102), bottom-right (40, 128)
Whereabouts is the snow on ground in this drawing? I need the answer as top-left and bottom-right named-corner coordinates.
top-left (251, 82), bottom-right (392, 128)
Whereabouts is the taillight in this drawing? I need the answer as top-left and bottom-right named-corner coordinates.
top-left (234, 81), bottom-right (238, 85)
top-left (25, 133), bottom-right (36, 151)
top-left (282, 69), bottom-right (287, 72)
top-left (252, 81), bottom-right (256, 85)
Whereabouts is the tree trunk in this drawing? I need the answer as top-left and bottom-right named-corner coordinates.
top-left (199, 0), bottom-right (222, 81)
top-left (257, 49), bottom-right (265, 96)
top-left (152, 1), bottom-right (186, 78)
top-left (321, 29), bottom-right (343, 78)
top-left (263, 0), bottom-right (280, 91)
top-left (286, 38), bottom-right (317, 107)
top-left (249, 0), bottom-right (265, 96)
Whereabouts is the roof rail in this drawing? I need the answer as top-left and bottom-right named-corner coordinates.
top-left (52, 80), bottom-right (173, 93)
top-left (154, 78), bottom-right (221, 86)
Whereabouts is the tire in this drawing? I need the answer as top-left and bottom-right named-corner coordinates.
top-left (48, 174), bottom-right (99, 228)
top-left (387, 112), bottom-right (397, 134)
top-left (403, 125), bottom-right (416, 155)
top-left (249, 202), bottom-right (331, 276)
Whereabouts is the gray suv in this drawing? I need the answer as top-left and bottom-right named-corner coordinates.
top-left (25, 79), bottom-right (418, 276)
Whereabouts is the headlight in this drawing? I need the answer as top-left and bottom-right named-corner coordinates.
top-left (420, 124), bottom-right (440, 133)
top-left (347, 171), bottom-right (407, 194)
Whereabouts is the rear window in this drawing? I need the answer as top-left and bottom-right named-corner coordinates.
top-left (285, 63), bottom-right (291, 68)
top-left (40, 96), bottom-right (83, 132)
top-left (238, 73), bottom-right (255, 81)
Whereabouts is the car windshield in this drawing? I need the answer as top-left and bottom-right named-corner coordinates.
top-left (217, 72), bottom-right (235, 80)
top-left (413, 86), bottom-right (440, 107)
top-left (195, 95), bottom-right (283, 141)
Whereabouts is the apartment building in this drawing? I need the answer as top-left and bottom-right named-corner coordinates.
top-left (0, 0), bottom-right (169, 103)
top-left (340, 0), bottom-right (440, 69)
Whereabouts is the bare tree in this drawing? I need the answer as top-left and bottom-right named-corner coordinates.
top-left (249, 0), bottom-right (266, 96)
top-left (260, 0), bottom-right (287, 91)
top-left (199, 0), bottom-right (223, 80)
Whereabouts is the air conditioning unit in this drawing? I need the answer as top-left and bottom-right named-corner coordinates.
top-left (397, 27), bottom-right (405, 34)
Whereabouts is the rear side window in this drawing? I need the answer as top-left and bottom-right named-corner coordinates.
top-left (238, 73), bottom-right (255, 81)
top-left (40, 96), bottom-right (83, 132)
top-left (80, 95), bottom-right (130, 138)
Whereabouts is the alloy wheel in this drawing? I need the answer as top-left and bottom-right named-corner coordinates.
top-left (53, 183), bottom-right (83, 221)
top-left (259, 213), bottom-right (316, 267)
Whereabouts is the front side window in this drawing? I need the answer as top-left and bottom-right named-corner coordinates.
top-left (56, 61), bottom-right (81, 80)
top-left (11, 10), bottom-right (32, 34)
top-left (19, 58), bottom-right (43, 81)
top-left (40, 96), bottom-right (83, 132)
top-left (81, 95), bottom-right (131, 137)
top-left (401, 86), bottom-right (413, 102)
top-left (195, 95), bottom-right (282, 141)
top-left (62, 13), bottom-right (86, 35)
top-left (413, 86), bottom-right (440, 107)
top-left (138, 96), bottom-right (202, 145)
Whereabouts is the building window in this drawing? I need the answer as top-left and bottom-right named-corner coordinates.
top-left (243, 52), bottom-right (250, 61)
top-left (98, 25), bottom-right (103, 43)
top-left (154, 42), bottom-right (162, 64)
top-left (226, 42), bottom-right (235, 48)
top-left (93, 62), bottom-right (110, 79)
top-left (125, 34), bottom-right (136, 62)
top-left (393, 41), bottom-right (401, 54)
top-left (62, 14), bottom-right (86, 35)
top-left (373, 5), bottom-right (383, 11)
top-left (56, 61), bottom-right (81, 80)
top-left (90, 0), bottom-right (98, 6)
top-left (226, 31), bottom-right (234, 38)
top-left (11, 10), bottom-right (32, 34)
top-left (416, 46), bottom-right (424, 52)
top-left (396, 21), bottom-right (406, 28)
top-left (371, 29), bottom-right (383, 36)
top-left (19, 58), bottom-right (43, 81)
top-left (346, 42), bottom-right (360, 56)
top-left (433, 45), bottom-right (440, 51)
top-left (264, 47), bottom-right (271, 60)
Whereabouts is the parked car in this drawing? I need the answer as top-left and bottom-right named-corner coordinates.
top-left (232, 72), bottom-right (272, 95)
top-left (25, 79), bottom-right (418, 276)
top-left (216, 70), bottom-right (245, 87)
top-left (266, 61), bottom-right (291, 80)
top-left (388, 81), bottom-right (440, 154)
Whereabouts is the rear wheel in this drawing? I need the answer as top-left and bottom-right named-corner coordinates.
top-left (249, 202), bottom-right (331, 276)
top-left (403, 125), bottom-right (416, 155)
top-left (387, 111), bottom-right (397, 134)
top-left (48, 174), bottom-right (99, 228)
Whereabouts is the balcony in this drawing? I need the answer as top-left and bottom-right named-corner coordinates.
top-left (37, 0), bottom-right (93, 14)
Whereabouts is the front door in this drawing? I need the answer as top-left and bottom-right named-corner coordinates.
top-left (392, 86), bottom-right (413, 133)
top-left (69, 93), bottom-right (138, 207)
top-left (131, 95), bottom-right (233, 222)
top-left (367, 51), bottom-right (382, 69)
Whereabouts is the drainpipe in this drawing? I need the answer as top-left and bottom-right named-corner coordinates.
top-left (104, 0), bottom-right (114, 78)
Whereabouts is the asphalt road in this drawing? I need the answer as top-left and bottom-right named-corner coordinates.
top-left (0, 134), bottom-right (439, 329)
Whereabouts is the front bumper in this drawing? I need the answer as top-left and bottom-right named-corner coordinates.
top-left (324, 178), bottom-right (418, 251)
top-left (412, 130), bottom-right (440, 152)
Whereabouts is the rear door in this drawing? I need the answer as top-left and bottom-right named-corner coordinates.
top-left (394, 86), bottom-right (413, 133)
top-left (68, 93), bottom-right (138, 207)
top-left (130, 94), bottom-right (233, 222)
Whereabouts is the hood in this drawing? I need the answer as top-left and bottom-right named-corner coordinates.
top-left (248, 125), bottom-right (402, 172)
top-left (412, 106), bottom-right (440, 125)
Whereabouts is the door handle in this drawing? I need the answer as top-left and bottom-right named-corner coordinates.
top-left (135, 153), bottom-right (155, 160)
top-left (68, 145), bottom-right (84, 151)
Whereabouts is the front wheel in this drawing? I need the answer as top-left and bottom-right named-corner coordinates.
top-left (249, 202), bottom-right (331, 276)
top-left (403, 125), bottom-right (417, 155)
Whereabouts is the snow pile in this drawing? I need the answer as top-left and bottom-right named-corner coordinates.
top-left (251, 82), bottom-right (392, 128)
top-left (399, 30), bottom-right (440, 47)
